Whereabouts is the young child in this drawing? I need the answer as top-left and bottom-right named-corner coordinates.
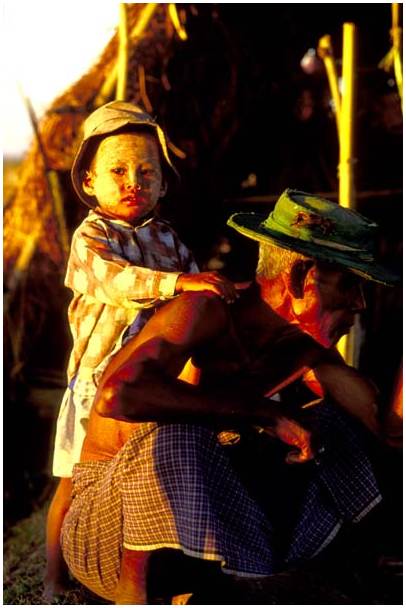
top-left (44, 101), bottom-right (236, 600)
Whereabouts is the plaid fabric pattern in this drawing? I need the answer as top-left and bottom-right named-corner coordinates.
top-left (286, 402), bottom-right (382, 562)
top-left (61, 408), bottom-right (381, 599)
top-left (53, 211), bottom-right (197, 478)
top-left (62, 424), bottom-right (162, 601)
top-left (65, 211), bottom-right (198, 383)
top-left (62, 423), bottom-right (277, 600)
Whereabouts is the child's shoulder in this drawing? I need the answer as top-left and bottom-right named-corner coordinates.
top-left (75, 211), bottom-right (124, 234)
top-left (74, 213), bottom-right (176, 241)
top-left (73, 211), bottom-right (106, 237)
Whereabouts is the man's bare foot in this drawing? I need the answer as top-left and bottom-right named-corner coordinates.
top-left (115, 548), bottom-right (150, 604)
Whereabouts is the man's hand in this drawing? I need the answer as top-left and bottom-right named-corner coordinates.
top-left (263, 416), bottom-right (314, 464)
top-left (175, 272), bottom-right (237, 304)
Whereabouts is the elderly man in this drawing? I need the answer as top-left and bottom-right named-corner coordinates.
top-left (54, 190), bottom-right (399, 604)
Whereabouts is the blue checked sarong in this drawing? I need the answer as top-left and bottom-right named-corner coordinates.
top-left (285, 403), bottom-right (382, 562)
top-left (62, 403), bottom-right (381, 600)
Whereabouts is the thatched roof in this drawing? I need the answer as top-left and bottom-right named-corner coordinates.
top-left (4, 4), bottom-right (184, 276)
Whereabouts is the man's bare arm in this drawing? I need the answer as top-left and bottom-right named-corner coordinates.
top-left (96, 291), bottom-right (379, 443)
top-left (95, 292), bottom-right (322, 461)
top-left (96, 292), bottom-right (274, 424)
top-left (313, 361), bottom-right (379, 434)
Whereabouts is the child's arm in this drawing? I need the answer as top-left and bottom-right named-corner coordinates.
top-left (66, 222), bottom-right (185, 306)
top-left (43, 477), bottom-right (73, 602)
top-left (175, 271), bottom-right (237, 303)
top-left (67, 219), bottom-right (237, 305)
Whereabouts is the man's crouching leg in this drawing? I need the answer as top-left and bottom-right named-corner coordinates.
top-left (115, 548), bottom-right (151, 605)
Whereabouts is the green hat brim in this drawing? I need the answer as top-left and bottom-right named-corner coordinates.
top-left (227, 212), bottom-right (400, 286)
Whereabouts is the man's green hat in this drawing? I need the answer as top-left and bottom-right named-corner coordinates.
top-left (227, 188), bottom-right (399, 285)
top-left (71, 101), bottom-right (179, 208)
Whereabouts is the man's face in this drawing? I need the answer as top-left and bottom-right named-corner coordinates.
top-left (291, 263), bottom-right (366, 347)
top-left (83, 132), bottom-right (165, 224)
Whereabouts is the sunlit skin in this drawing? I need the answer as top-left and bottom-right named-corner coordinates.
top-left (257, 263), bottom-right (366, 348)
top-left (82, 132), bottom-right (167, 225)
top-left (257, 262), bottom-right (367, 397)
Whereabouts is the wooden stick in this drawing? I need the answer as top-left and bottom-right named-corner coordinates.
top-left (168, 3), bottom-right (188, 41)
top-left (95, 3), bottom-right (158, 107)
top-left (138, 64), bottom-right (153, 113)
top-left (392, 3), bottom-right (403, 107)
top-left (378, 4), bottom-right (403, 107)
top-left (116, 3), bottom-right (129, 101)
top-left (338, 23), bottom-right (356, 210)
top-left (18, 91), bottom-right (70, 262)
top-left (337, 22), bottom-right (357, 365)
top-left (317, 34), bottom-right (341, 133)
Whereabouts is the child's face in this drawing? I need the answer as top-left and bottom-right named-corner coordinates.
top-left (83, 131), bottom-right (166, 224)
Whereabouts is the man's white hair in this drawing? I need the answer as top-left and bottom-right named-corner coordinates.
top-left (256, 241), bottom-right (309, 279)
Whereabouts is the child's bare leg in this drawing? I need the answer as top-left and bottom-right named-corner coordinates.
top-left (115, 548), bottom-right (151, 605)
top-left (43, 478), bottom-right (72, 602)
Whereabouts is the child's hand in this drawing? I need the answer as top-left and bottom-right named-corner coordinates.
top-left (175, 272), bottom-right (237, 303)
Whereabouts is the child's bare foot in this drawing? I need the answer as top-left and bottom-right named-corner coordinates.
top-left (42, 576), bottom-right (71, 604)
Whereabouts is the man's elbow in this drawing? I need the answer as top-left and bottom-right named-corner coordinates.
top-left (94, 380), bottom-right (146, 421)
top-left (94, 383), bottom-right (121, 418)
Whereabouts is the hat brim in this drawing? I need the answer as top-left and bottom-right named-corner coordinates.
top-left (227, 212), bottom-right (400, 286)
top-left (71, 118), bottom-right (179, 208)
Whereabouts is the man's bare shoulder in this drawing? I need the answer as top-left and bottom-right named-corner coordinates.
top-left (126, 293), bottom-right (229, 355)
top-left (146, 291), bottom-right (230, 343)
top-left (92, 292), bottom-right (230, 420)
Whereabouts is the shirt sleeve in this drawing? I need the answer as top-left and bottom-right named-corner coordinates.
top-left (65, 220), bottom-right (183, 307)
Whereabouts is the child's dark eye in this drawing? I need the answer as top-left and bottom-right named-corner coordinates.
top-left (111, 167), bottom-right (126, 175)
top-left (141, 168), bottom-right (155, 176)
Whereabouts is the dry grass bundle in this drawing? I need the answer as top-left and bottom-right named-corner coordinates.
top-left (4, 3), bottom-right (182, 277)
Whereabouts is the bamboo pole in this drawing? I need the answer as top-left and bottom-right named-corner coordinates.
top-left (95, 3), bottom-right (158, 107)
top-left (168, 3), bottom-right (188, 41)
top-left (116, 3), bottom-right (129, 100)
top-left (392, 3), bottom-right (401, 44)
top-left (338, 23), bottom-right (356, 209)
top-left (317, 34), bottom-right (341, 133)
top-left (392, 3), bottom-right (403, 107)
top-left (138, 64), bottom-right (153, 112)
top-left (337, 23), bottom-right (356, 365)
top-left (378, 3), bottom-right (403, 109)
